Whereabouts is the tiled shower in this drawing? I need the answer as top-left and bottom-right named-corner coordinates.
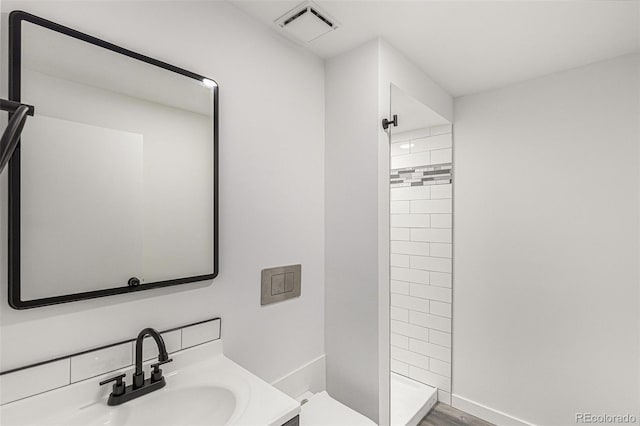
top-left (389, 124), bottom-right (453, 404)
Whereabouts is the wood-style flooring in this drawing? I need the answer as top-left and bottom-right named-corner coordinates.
top-left (418, 403), bottom-right (495, 426)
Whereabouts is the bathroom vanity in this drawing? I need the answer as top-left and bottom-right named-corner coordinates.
top-left (0, 338), bottom-right (300, 426)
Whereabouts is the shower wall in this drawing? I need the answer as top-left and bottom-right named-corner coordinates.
top-left (389, 124), bottom-right (453, 404)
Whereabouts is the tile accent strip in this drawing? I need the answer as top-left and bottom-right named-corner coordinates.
top-left (390, 163), bottom-right (452, 188)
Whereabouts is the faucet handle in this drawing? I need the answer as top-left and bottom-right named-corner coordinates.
top-left (99, 373), bottom-right (126, 396)
top-left (151, 358), bottom-right (173, 369)
top-left (99, 373), bottom-right (126, 386)
top-left (150, 358), bottom-right (173, 383)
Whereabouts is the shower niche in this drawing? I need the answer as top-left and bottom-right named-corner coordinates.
top-left (6, 11), bottom-right (218, 309)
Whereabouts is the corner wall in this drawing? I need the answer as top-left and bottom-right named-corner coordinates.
top-left (453, 53), bottom-right (640, 425)
top-left (324, 39), bottom-right (381, 422)
top-left (324, 38), bottom-right (453, 424)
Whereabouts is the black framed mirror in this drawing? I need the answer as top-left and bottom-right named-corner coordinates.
top-left (7, 11), bottom-right (218, 309)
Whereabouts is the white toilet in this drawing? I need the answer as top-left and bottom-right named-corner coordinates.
top-left (300, 391), bottom-right (377, 426)
top-left (299, 373), bottom-right (437, 426)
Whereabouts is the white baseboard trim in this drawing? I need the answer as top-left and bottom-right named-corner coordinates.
top-left (271, 354), bottom-right (326, 399)
top-left (451, 394), bottom-right (537, 426)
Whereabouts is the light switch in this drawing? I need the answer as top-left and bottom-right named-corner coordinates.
top-left (261, 264), bottom-right (302, 305)
top-left (271, 274), bottom-right (286, 295)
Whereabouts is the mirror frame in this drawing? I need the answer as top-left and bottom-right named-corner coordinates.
top-left (7, 11), bottom-right (219, 309)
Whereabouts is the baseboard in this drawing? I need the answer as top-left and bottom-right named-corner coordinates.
top-left (451, 394), bottom-right (537, 426)
top-left (271, 355), bottom-right (326, 399)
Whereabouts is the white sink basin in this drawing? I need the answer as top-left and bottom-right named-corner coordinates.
top-left (58, 386), bottom-right (236, 426)
top-left (115, 386), bottom-right (236, 426)
top-left (0, 340), bottom-right (299, 426)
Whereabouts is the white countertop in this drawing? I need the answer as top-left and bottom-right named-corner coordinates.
top-left (0, 340), bottom-right (300, 426)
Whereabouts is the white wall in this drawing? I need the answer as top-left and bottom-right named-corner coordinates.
top-left (0, 1), bottom-right (325, 387)
top-left (453, 54), bottom-right (639, 425)
top-left (324, 39), bottom-right (381, 422)
top-left (379, 40), bottom-right (453, 125)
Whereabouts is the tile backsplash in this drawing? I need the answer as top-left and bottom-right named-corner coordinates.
top-left (70, 341), bottom-right (133, 383)
top-left (390, 124), bottom-right (453, 405)
top-left (0, 318), bottom-right (221, 405)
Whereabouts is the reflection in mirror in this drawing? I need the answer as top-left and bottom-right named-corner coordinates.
top-left (9, 13), bottom-right (217, 308)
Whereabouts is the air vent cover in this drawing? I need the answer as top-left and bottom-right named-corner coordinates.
top-left (275, 1), bottom-right (339, 43)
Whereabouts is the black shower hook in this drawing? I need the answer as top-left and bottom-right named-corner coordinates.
top-left (0, 98), bottom-right (35, 174)
top-left (382, 114), bottom-right (398, 130)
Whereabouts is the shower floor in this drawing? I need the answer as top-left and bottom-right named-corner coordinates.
top-left (391, 373), bottom-right (438, 426)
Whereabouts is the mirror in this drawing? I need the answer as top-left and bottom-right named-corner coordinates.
top-left (7, 11), bottom-right (218, 309)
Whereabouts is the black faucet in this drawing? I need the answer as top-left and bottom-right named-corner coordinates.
top-left (99, 328), bottom-right (173, 406)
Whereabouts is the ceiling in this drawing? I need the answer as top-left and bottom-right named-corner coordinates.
top-left (231, 1), bottom-right (640, 97)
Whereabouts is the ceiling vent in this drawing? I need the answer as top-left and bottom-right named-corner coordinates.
top-left (274, 1), bottom-right (339, 43)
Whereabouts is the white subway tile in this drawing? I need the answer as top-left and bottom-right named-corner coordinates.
top-left (391, 214), bottom-right (430, 228)
top-left (390, 306), bottom-right (410, 322)
top-left (410, 283), bottom-right (452, 303)
top-left (410, 199), bottom-right (452, 214)
top-left (391, 294), bottom-right (428, 313)
top-left (411, 228), bottom-right (451, 243)
top-left (391, 142), bottom-right (411, 157)
top-left (408, 312), bottom-right (451, 332)
top-left (411, 134), bottom-right (452, 153)
top-left (391, 227), bottom-right (410, 241)
top-left (429, 330), bottom-right (452, 348)
top-left (141, 330), bottom-right (181, 362)
top-left (391, 280), bottom-right (410, 295)
top-left (391, 152), bottom-right (430, 169)
top-left (430, 148), bottom-right (452, 165)
top-left (391, 347), bottom-right (428, 369)
top-left (391, 254), bottom-right (410, 267)
top-left (430, 184), bottom-right (452, 199)
top-left (391, 186), bottom-right (430, 201)
top-left (71, 342), bottom-right (132, 383)
top-left (410, 310), bottom-right (451, 332)
top-left (409, 366), bottom-right (451, 392)
top-left (182, 319), bottom-right (221, 349)
top-left (410, 339), bottom-right (452, 362)
top-left (391, 241), bottom-right (429, 256)
top-left (391, 359), bottom-right (409, 376)
top-left (391, 267), bottom-right (429, 284)
top-left (408, 311), bottom-right (429, 326)
top-left (410, 256), bottom-right (452, 273)
top-left (430, 301), bottom-right (452, 318)
top-left (391, 320), bottom-right (429, 341)
top-left (430, 124), bottom-right (452, 136)
top-left (438, 390), bottom-right (452, 405)
top-left (430, 272), bottom-right (452, 288)
top-left (391, 333), bottom-right (409, 349)
top-left (391, 201), bottom-right (410, 214)
top-left (430, 243), bottom-right (452, 258)
top-left (391, 128), bottom-right (430, 143)
top-left (430, 359), bottom-right (451, 378)
top-left (0, 359), bottom-right (70, 404)
top-left (431, 214), bottom-right (452, 228)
